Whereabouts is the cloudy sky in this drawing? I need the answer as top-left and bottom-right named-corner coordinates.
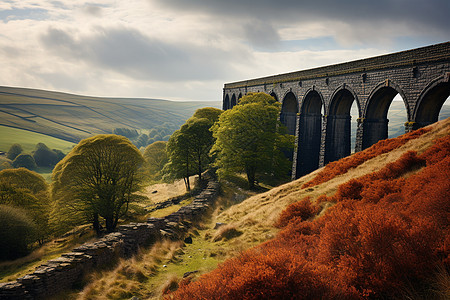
top-left (1, 0), bottom-right (449, 101)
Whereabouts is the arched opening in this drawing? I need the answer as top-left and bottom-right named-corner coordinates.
top-left (350, 100), bottom-right (359, 152)
top-left (270, 92), bottom-right (278, 102)
top-left (439, 97), bottom-right (450, 120)
top-left (414, 81), bottom-right (450, 129)
top-left (280, 92), bottom-right (298, 135)
top-left (223, 94), bottom-right (230, 110)
top-left (387, 94), bottom-right (408, 138)
top-left (362, 85), bottom-right (408, 149)
top-left (296, 90), bottom-right (323, 178)
top-left (325, 88), bottom-right (356, 164)
top-left (238, 93), bottom-right (243, 104)
top-left (231, 94), bottom-right (237, 108)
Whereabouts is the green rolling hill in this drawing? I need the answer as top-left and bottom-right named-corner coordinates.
top-left (0, 86), bottom-right (221, 145)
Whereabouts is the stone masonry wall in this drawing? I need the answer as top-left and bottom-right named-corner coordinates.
top-left (0, 179), bottom-right (220, 300)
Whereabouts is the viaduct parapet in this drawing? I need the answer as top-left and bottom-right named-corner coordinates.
top-left (223, 42), bottom-right (450, 178)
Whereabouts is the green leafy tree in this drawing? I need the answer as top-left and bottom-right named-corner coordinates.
top-left (33, 143), bottom-right (59, 168)
top-left (143, 141), bottom-right (168, 181)
top-left (51, 134), bottom-right (145, 234)
top-left (13, 153), bottom-right (37, 170)
top-left (7, 143), bottom-right (23, 160)
top-left (164, 130), bottom-right (195, 191)
top-left (0, 157), bottom-right (12, 171)
top-left (211, 92), bottom-right (294, 189)
top-left (163, 107), bottom-right (222, 190)
top-left (183, 117), bottom-right (216, 181)
top-left (136, 133), bottom-right (149, 148)
top-left (192, 107), bottom-right (223, 124)
top-left (0, 168), bottom-right (51, 243)
top-left (0, 205), bottom-right (38, 260)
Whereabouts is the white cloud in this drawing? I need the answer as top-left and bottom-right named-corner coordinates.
top-left (0, 0), bottom-right (448, 101)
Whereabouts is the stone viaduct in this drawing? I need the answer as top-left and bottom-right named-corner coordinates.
top-left (222, 42), bottom-right (450, 179)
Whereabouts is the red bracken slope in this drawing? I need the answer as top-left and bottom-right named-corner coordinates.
top-left (169, 121), bottom-right (450, 300)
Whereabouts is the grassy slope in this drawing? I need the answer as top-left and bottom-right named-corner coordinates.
top-left (0, 125), bottom-right (75, 153)
top-left (0, 86), bottom-right (220, 143)
top-left (72, 118), bottom-right (449, 299)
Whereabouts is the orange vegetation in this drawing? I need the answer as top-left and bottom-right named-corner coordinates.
top-left (169, 134), bottom-right (449, 299)
top-left (302, 127), bottom-right (430, 188)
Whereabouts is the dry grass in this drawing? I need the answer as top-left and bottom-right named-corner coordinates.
top-left (1, 225), bottom-right (96, 282)
top-left (212, 224), bottom-right (243, 242)
top-left (77, 240), bottom-right (184, 300)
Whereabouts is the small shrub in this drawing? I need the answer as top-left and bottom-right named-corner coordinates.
top-left (33, 143), bottom-right (59, 168)
top-left (213, 224), bottom-right (243, 242)
top-left (6, 143), bottom-right (23, 160)
top-left (275, 197), bottom-right (319, 228)
top-left (12, 153), bottom-right (37, 170)
top-left (0, 205), bottom-right (38, 260)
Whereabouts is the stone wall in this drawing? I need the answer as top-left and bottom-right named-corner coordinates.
top-left (0, 180), bottom-right (220, 300)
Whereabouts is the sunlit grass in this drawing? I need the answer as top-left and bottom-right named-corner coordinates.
top-left (0, 125), bottom-right (75, 153)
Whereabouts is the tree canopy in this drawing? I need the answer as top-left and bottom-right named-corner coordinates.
top-left (6, 143), bottom-right (23, 160)
top-left (33, 143), bottom-right (60, 168)
top-left (12, 153), bottom-right (37, 170)
top-left (0, 168), bottom-right (50, 243)
top-left (143, 141), bottom-right (168, 181)
top-left (0, 205), bottom-right (38, 260)
top-left (211, 93), bottom-right (294, 188)
top-left (163, 107), bottom-right (222, 190)
top-left (51, 134), bottom-right (145, 234)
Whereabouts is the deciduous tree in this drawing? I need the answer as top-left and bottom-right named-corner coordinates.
top-left (143, 141), bottom-right (168, 181)
top-left (6, 143), bottom-right (23, 160)
top-left (211, 93), bottom-right (293, 188)
top-left (51, 134), bottom-right (145, 234)
top-left (0, 168), bottom-right (50, 243)
top-left (163, 108), bottom-right (222, 190)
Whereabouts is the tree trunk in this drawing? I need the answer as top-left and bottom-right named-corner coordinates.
top-left (246, 167), bottom-right (256, 189)
top-left (198, 151), bottom-right (202, 182)
top-left (185, 176), bottom-right (191, 191)
top-left (93, 212), bottom-right (101, 236)
top-left (105, 217), bottom-right (114, 233)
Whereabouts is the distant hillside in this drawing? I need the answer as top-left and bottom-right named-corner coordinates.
top-left (0, 86), bottom-right (221, 143)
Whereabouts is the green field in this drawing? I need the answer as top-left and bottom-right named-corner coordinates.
top-left (0, 125), bottom-right (75, 153)
top-left (0, 86), bottom-right (221, 143)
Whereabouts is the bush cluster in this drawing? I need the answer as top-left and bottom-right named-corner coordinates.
top-left (0, 205), bottom-right (38, 260)
top-left (170, 133), bottom-right (449, 299)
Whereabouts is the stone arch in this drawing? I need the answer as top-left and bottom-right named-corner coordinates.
top-left (325, 86), bottom-right (359, 164)
top-left (231, 94), bottom-right (237, 108)
top-left (223, 94), bottom-right (230, 110)
top-left (299, 87), bottom-right (324, 115)
top-left (280, 91), bottom-right (298, 135)
top-left (238, 93), bottom-right (243, 104)
top-left (362, 80), bottom-right (408, 149)
top-left (413, 75), bottom-right (450, 129)
top-left (296, 89), bottom-right (324, 178)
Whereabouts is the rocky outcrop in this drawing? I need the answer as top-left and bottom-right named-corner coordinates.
top-left (0, 180), bottom-right (220, 299)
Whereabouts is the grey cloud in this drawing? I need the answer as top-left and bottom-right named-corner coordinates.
top-left (150, 0), bottom-right (450, 42)
top-left (243, 20), bottom-right (281, 50)
top-left (40, 26), bottom-right (246, 82)
top-left (83, 5), bottom-right (103, 16)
